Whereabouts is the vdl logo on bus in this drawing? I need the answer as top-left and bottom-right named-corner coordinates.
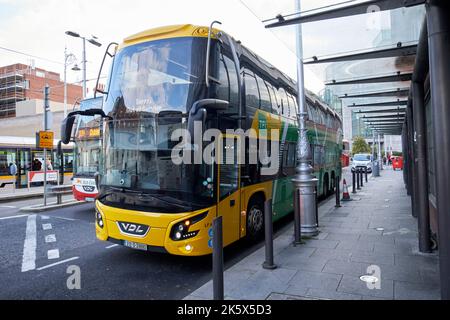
top-left (117, 222), bottom-right (150, 237)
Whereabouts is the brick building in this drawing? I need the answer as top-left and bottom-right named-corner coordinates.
top-left (0, 63), bottom-right (82, 118)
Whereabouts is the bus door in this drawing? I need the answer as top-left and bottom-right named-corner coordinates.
top-left (217, 135), bottom-right (241, 246)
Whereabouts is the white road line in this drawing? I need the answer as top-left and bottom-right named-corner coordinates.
top-left (106, 244), bottom-right (119, 249)
top-left (0, 205), bottom-right (16, 209)
top-left (42, 223), bottom-right (52, 230)
top-left (21, 215), bottom-right (37, 272)
top-left (36, 257), bottom-right (79, 271)
top-left (47, 249), bottom-right (60, 260)
top-left (45, 234), bottom-right (56, 243)
top-left (0, 214), bottom-right (29, 221)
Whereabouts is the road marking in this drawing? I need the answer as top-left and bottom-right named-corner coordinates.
top-left (41, 215), bottom-right (50, 220)
top-left (42, 223), bottom-right (52, 230)
top-left (0, 205), bottom-right (16, 209)
top-left (36, 257), bottom-right (79, 271)
top-left (106, 244), bottom-right (119, 249)
top-left (21, 215), bottom-right (37, 272)
top-left (0, 214), bottom-right (29, 221)
top-left (53, 217), bottom-right (76, 222)
top-left (45, 234), bottom-right (56, 243)
top-left (47, 249), bottom-right (60, 260)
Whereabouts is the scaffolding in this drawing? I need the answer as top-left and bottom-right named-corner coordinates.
top-left (0, 65), bottom-right (27, 118)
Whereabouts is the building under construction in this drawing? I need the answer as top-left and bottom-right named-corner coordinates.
top-left (0, 63), bottom-right (82, 118)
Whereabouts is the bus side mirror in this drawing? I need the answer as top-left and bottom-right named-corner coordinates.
top-left (187, 99), bottom-right (229, 143)
top-left (61, 115), bottom-right (76, 144)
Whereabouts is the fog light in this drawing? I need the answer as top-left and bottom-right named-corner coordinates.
top-left (185, 245), bottom-right (193, 252)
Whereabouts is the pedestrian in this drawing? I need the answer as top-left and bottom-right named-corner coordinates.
top-left (9, 162), bottom-right (17, 176)
top-left (46, 158), bottom-right (53, 171)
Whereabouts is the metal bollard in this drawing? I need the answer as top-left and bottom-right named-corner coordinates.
top-left (263, 199), bottom-right (277, 270)
top-left (365, 167), bottom-right (368, 183)
top-left (352, 169), bottom-right (357, 194)
top-left (360, 169), bottom-right (364, 188)
top-left (335, 176), bottom-right (341, 208)
top-left (356, 168), bottom-right (361, 190)
top-left (213, 216), bottom-right (224, 300)
top-left (293, 188), bottom-right (302, 246)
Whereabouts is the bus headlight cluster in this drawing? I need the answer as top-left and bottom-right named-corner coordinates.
top-left (170, 211), bottom-right (209, 242)
top-left (96, 208), bottom-right (104, 229)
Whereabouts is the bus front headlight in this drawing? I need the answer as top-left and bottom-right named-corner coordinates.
top-left (170, 211), bottom-right (208, 241)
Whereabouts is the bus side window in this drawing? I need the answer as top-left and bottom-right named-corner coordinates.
top-left (222, 55), bottom-right (239, 114)
top-left (255, 74), bottom-right (271, 113)
top-left (278, 88), bottom-right (288, 117)
top-left (216, 53), bottom-right (230, 105)
top-left (244, 70), bottom-right (260, 109)
top-left (268, 85), bottom-right (280, 115)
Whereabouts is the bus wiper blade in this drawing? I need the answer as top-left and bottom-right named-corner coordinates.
top-left (137, 193), bottom-right (191, 210)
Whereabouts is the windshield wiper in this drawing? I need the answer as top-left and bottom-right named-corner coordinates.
top-left (137, 192), bottom-right (191, 210)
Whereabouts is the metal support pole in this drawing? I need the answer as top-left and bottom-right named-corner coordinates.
top-left (82, 38), bottom-right (87, 99)
top-left (360, 168), bottom-right (364, 188)
top-left (212, 216), bottom-right (224, 300)
top-left (356, 168), bottom-right (361, 190)
top-left (407, 101), bottom-right (418, 218)
top-left (426, 0), bottom-right (450, 299)
top-left (292, 0), bottom-right (318, 238)
top-left (293, 189), bottom-right (302, 245)
top-left (412, 81), bottom-right (431, 253)
top-left (352, 170), bottom-right (356, 194)
top-left (335, 176), bottom-right (341, 208)
top-left (43, 84), bottom-right (49, 207)
top-left (64, 47), bottom-right (68, 118)
top-left (365, 167), bottom-right (368, 183)
top-left (263, 199), bottom-right (277, 269)
top-left (378, 133), bottom-right (382, 175)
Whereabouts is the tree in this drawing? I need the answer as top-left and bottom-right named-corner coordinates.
top-left (352, 136), bottom-right (371, 155)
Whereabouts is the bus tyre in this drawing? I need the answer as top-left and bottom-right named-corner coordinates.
top-left (246, 199), bottom-right (264, 241)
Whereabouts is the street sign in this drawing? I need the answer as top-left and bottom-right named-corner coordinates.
top-left (37, 131), bottom-right (54, 149)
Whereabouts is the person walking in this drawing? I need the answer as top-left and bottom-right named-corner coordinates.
top-left (9, 162), bottom-right (18, 191)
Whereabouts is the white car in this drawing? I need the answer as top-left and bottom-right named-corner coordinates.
top-left (351, 154), bottom-right (372, 173)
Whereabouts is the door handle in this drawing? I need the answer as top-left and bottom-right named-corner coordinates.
top-left (230, 199), bottom-right (236, 207)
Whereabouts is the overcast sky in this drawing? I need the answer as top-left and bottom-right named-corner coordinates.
top-left (0, 0), bottom-right (392, 96)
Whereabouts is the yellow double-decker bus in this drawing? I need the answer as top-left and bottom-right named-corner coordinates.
top-left (61, 24), bottom-right (342, 256)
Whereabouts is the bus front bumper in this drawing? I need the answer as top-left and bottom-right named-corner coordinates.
top-left (95, 201), bottom-right (215, 256)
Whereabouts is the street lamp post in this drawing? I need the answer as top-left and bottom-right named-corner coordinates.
top-left (65, 31), bottom-right (102, 99)
top-left (292, 0), bottom-right (318, 239)
top-left (63, 47), bottom-right (80, 118)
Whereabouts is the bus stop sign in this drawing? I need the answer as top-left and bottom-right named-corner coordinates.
top-left (37, 131), bottom-right (54, 149)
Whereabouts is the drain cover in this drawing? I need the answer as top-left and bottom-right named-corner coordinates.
top-left (360, 275), bottom-right (379, 284)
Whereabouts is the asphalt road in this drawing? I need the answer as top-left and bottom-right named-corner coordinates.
top-left (0, 170), bottom-right (351, 300)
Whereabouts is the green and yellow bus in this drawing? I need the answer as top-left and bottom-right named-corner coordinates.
top-left (62, 24), bottom-right (342, 256)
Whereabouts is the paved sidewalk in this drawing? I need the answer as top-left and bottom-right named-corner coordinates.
top-left (185, 169), bottom-right (440, 300)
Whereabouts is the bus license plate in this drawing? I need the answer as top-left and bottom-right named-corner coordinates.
top-left (123, 240), bottom-right (148, 251)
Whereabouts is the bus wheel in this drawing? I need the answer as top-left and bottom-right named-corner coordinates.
top-left (246, 199), bottom-right (264, 241)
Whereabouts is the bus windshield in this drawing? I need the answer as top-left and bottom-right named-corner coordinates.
top-left (101, 116), bottom-right (215, 207)
top-left (104, 37), bottom-right (207, 116)
top-left (74, 139), bottom-right (101, 176)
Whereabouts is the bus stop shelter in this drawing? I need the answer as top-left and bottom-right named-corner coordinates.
top-left (241, 0), bottom-right (450, 299)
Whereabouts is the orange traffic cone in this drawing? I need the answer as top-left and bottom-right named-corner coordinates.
top-left (342, 179), bottom-right (352, 201)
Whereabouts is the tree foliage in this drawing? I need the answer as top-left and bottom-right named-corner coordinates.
top-left (352, 136), bottom-right (371, 155)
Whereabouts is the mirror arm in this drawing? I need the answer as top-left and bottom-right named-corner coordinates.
top-left (205, 21), bottom-right (222, 88)
top-left (95, 42), bottom-right (118, 98)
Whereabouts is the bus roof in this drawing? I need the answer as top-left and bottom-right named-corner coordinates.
top-left (118, 24), bottom-right (341, 123)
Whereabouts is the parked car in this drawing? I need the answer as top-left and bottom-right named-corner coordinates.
top-left (351, 153), bottom-right (373, 173)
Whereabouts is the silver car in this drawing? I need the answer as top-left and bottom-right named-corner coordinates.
top-left (351, 154), bottom-right (372, 173)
